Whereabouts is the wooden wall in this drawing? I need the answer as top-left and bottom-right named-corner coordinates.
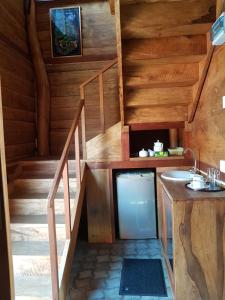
top-left (189, 44), bottom-right (225, 171)
top-left (36, 0), bottom-right (119, 155)
top-left (0, 1), bottom-right (36, 162)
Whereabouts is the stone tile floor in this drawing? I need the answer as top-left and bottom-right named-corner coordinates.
top-left (66, 239), bottom-right (173, 300)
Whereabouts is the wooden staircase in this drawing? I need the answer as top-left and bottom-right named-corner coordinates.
top-left (9, 159), bottom-right (77, 299)
top-left (117, 0), bottom-right (216, 125)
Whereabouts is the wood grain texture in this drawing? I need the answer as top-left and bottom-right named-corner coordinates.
top-left (125, 63), bottom-right (199, 88)
top-left (123, 35), bottom-right (207, 61)
top-left (189, 45), bottom-right (225, 169)
top-left (0, 1), bottom-right (36, 162)
top-left (120, 0), bottom-right (215, 39)
top-left (86, 169), bottom-right (114, 243)
top-left (26, 0), bottom-right (50, 156)
top-left (86, 122), bottom-right (122, 161)
top-left (174, 200), bottom-right (225, 300)
top-left (36, 0), bottom-right (119, 155)
top-left (158, 177), bottom-right (225, 300)
top-left (126, 106), bottom-right (188, 123)
top-left (188, 33), bottom-right (214, 122)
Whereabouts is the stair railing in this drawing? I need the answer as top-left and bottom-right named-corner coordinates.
top-left (80, 58), bottom-right (118, 137)
top-left (47, 99), bottom-right (85, 300)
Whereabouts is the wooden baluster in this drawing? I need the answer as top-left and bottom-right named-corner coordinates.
top-left (81, 106), bottom-right (86, 160)
top-left (99, 73), bottom-right (105, 133)
top-left (48, 205), bottom-right (59, 300)
top-left (62, 161), bottom-right (71, 239)
top-left (80, 86), bottom-right (85, 100)
top-left (75, 126), bottom-right (81, 189)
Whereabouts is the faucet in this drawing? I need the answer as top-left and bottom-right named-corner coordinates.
top-left (184, 148), bottom-right (197, 173)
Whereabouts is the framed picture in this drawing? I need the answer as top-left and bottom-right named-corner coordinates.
top-left (49, 6), bottom-right (82, 57)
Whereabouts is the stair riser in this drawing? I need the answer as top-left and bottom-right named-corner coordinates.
top-left (10, 199), bottom-right (75, 215)
top-left (21, 161), bottom-right (76, 177)
top-left (11, 225), bottom-right (66, 241)
top-left (13, 178), bottom-right (77, 194)
top-left (13, 256), bottom-right (61, 276)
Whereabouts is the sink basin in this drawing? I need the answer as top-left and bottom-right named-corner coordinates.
top-left (161, 170), bottom-right (193, 182)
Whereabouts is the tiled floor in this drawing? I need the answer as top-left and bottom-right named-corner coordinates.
top-left (66, 239), bottom-right (173, 300)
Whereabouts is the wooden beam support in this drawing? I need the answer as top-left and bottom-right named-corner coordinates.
top-left (115, 0), bottom-right (125, 125)
top-left (121, 125), bottom-right (130, 160)
top-left (26, 0), bottom-right (50, 156)
top-left (169, 128), bottom-right (178, 148)
top-left (99, 74), bottom-right (105, 134)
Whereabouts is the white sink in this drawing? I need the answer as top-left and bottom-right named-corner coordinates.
top-left (161, 170), bottom-right (193, 182)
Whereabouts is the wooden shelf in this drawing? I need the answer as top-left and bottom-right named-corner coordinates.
top-left (130, 156), bottom-right (184, 161)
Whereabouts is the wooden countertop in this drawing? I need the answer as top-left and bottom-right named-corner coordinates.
top-left (158, 175), bottom-right (225, 201)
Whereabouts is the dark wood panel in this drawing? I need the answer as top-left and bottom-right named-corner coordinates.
top-left (189, 45), bottom-right (225, 169)
top-left (0, 2), bottom-right (36, 162)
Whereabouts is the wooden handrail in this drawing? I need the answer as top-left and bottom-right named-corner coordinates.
top-left (80, 58), bottom-right (118, 134)
top-left (47, 99), bottom-right (84, 300)
top-left (80, 58), bottom-right (117, 90)
top-left (47, 59), bottom-right (118, 299)
top-left (47, 99), bottom-right (84, 208)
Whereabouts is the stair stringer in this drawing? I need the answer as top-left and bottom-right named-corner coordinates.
top-left (86, 122), bottom-right (122, 161)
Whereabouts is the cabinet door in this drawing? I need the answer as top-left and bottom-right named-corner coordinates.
top-left (162, 187), bottom-right (174, 276)
top-left (86, 169), bottom-right (115, 243)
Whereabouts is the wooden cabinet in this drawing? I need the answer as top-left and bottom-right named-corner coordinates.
top-left (157, 181), bottom-right (174, 291)
top-left (158, 176), bottom-right (225, 300)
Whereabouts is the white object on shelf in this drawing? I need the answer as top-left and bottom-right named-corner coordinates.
top-left (211, 12), bottom-right (225, 45)
top-left (116, 171), bottom-right (156, 239)
top-left (153, 140), bottom-right (163, 152)
top-left (139, 148), bottom-right (148, 157)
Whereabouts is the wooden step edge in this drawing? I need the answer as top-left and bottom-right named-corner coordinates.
top-left (123, 54), bottom-right (207, 65)
top-left (125, 80), bottom-right (198, 89)
top-left (125, 102), bottom-right (189, 108)
top-left (10, 215), bottom-right (65, 224)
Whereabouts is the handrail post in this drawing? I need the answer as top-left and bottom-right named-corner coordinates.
top-left (48, 205), bottom-right (59, 300)
top-left (75, 126), bottom-right (81, 190)
top-left (99, 73), bottom-right (105, 134)
top-left (62, 161), bottom-right (71, 239)
top-left (81, 106), bottom-right (86, 160)
top-left (80, 87), bottom-right (87, 160)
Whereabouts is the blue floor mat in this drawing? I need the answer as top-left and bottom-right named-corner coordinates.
top-left (119, 258), bottom-right (167, 297)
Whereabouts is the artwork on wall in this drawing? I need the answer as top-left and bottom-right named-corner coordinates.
top-left (50, 6), bottom-right (82, 57)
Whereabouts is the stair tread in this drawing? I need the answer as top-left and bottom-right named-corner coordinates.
top-left (12, 240), bottom-right (65, 256)
top-left (11, 215), bottom-right (65, 224)
top-left (18, 173), bottom-right (76, 179)
top-left (14, 275), bottom-right (52, 298)
top-left (10, 191), bottom-right (76, 200)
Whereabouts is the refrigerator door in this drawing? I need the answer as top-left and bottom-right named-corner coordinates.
top-left (116, 172), bottom-right (156, 239)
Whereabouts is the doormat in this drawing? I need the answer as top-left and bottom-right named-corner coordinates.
top-left (119, 258), bottom-right (167, 297)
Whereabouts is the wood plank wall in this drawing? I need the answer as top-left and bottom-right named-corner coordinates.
top-left (189, 44), bottom-right (225, 171)
top-left (36, 0), bottom-right (119, 156)
top-left (0, 1), bottom-right (36, 162)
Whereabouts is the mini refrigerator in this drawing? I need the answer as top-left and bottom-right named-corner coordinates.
top-left (116, 171), bottom-right (157, 239)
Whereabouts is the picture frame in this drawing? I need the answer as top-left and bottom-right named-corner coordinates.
top-left (49, 6), bottom-right (82, 58)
